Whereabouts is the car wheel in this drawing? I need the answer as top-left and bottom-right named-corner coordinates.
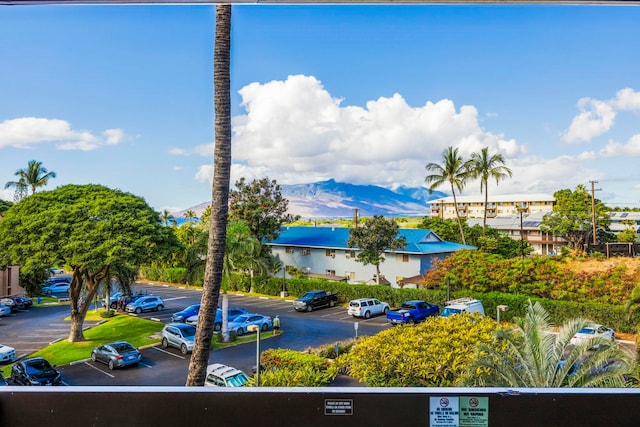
top-left (181, 344), bottom-right (188, 355)
top-left (407, 317), bottom-right (415, 324)
top-left (329, 300), bottom-right (335, 307)
top-left (162, 338), bottom-right (168, 348)
top-left (261, 323), bottom-right (269, 332)
top-left (364, 311), bottom-right (371, 319)
top-left (46, 290), bottom-right (52, 296)
top-left (91, 353), bottom-right (97, 362)
top-left (214, 322), bottom-right (221, 331)
top-left (383, 307), bottom-right (389, 315)
top-left (135, 307), bottom-right (142, 314)
top-left (157, 305), bottom-right (164, 311)
top-left (237, 328), bottom-right (244, 336)
top-left (108, 360), bottom-right (115, 370)
top-left (306, 305), bottom-right (313, 312)
top-left (110, 302), bottom-right (117, 309)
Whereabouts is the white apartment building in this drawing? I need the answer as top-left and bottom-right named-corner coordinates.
top-left (428, 193), bottom-right (556, 219)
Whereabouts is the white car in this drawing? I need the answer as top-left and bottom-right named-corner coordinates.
top-left (347, 298), bottom-right (390, 319)
top-left (0, 343), bottom-right (16, 363)
top-left (204, 363), bottom-right (249, 387)
top-left (570, 324), bottom-right (615, 347)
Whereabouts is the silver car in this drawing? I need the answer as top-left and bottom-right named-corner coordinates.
top-left (161, 323), bottom-right (196, 355)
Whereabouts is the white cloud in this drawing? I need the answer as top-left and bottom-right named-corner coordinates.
top-left (0, 117), bottom-right (127, 151)
top-left (598, 134), bottom-right (640, 157)
top-left (612, 88), bottom-right (640, 110)
top-left (0, 189), bottom-right (15, 202)
top-left (169, 143), bottom-right (213, 157)
top-left (219, 74), bottom-right (523, 189)
top-left (563, 98), bottom-right (616, 143)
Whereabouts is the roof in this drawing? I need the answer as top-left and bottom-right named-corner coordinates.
top-left (466, 211), bottom-right (549, 230)
top-left (265, 226), bottom-right (476, 254)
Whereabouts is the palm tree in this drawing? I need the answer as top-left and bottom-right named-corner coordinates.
top-left (185, 4), bottom-right (232, 387)
top-left (464, 301), bottom-right (634, 388)
top-left (469, 147), bottom-right (512, 231)
top-left (5, 160), bottom-right (56, 201)
top-left (183, 209), bottom-right (197, 223)
top-left (160, 209), bottom-right (177, 227)
top-left (425, 147), bottom-right (472, 244)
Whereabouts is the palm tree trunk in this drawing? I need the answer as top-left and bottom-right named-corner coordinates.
top-left (186, 4), bottom-right (232, 386)
top-left (483, 180), bottom-right (488, 232)
top-left (450, 183), bottom-right (467, 245)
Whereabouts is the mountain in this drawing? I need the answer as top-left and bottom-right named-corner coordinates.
top-left (172, 180), bottom-right (447, 219)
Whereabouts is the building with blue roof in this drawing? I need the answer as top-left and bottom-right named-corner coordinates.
top-left (265, 226), bottom-right (475, 287)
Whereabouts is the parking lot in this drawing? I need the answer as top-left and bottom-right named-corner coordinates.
top-left (2, 281), bottom-right (390, 385)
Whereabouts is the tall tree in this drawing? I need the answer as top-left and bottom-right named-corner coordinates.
top-left (229, 177), bottom-right (299, 244)
top-left (160, 209), bottom-right (177, 227)
top-left (540, 185), bottom-right (611, 250)
top-left (4, 160), bottom-right (57, 201)
top-left (425, 147), bottom-right (472, 244)
top-left (469, 147), bottom-right (513, 230)
top-left (0, 184), bottom-right (178, 342)
top-left (347, 215), bottom-right (407, 285)
top-left (464, 301), bottom-right (634, 388)
top-left (183, 209), bottom-right (197, 223)
top-left (186, 4), bottom-right (232, 387)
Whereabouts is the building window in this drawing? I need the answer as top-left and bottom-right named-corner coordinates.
top-left (396, 254), bottom-right (409, 263)
top-left (325, 249), bottom-right (336, 257)
top-left (345, 271), bottom-right (356, 280)
top-left (345, 250), bottom-right (356, 259)
top-left (326, 269), bottom-right (336, 276)
top-left (285, 247), bottom-right (294, 254)
top-left (302, 248), bottom-right (310, 256)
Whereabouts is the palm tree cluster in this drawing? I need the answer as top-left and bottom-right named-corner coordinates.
top-left (425, 146), bottom-right (512, 244)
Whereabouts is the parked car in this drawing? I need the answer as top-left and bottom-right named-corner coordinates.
top-left (0, 298), bottom-right (18, 312)
top-left (293, 290), bottom-right (338, 312)
top-left (109, 292), bottom-right (144, 309)
top-left (41, 280), bottom-right (71, 295)
top-left (124, 296), bottom-right (164, 314)
top-left (570, 324), bottom-right (615, 347)
top-left (49, 267), bottom-right (65, 275)
top-left (171, 304), bottom-right (201, 322)
top-left (13, 296), bottom-right (33, 310)
top-left (0, 372), bottom-right (7, 386)
top-left (161, 323), bottom-right (196, 354)
top-left (204, 363), bottom-right (249, 387)
top-left (440, 297), bottom-right (485, 317)
top-left (228, 313), bottom-right (273, 336)
top-left (186, 307), bottom-right (248, 331)
top-left (347, 298), bottom-right (390, 319)
top-left (0, 343), bottom-right (16, 363)
top-left (91, 341), bottom-right (142, 370)
top-left (0, 304), bottom-right (11, 317)
top-left (386, 300), bottom-right (440, 325)
top-left (11, 357), bottom-right (62, 386)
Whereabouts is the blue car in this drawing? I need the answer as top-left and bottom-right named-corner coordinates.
top-left (171, 304), bottom-right (201, 322)
top-left (228, 313), bottom-right (273, 336)
top-left (186, 307), bottom-right (248, 331)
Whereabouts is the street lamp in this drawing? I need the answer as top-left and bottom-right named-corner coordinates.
top-left (248, 324), bottom-right (261, 386)
top-left (497, 305), bottom-right (509, 323)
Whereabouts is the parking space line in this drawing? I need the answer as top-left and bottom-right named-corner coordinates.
top-left (84, 361), bottom-right (115, 378)
top-left (152, 346), bottom-right (186, 360)
top-left (162, 297), bottom-right (188, 301)
top-left (139, 361), bottom-right (153, 368)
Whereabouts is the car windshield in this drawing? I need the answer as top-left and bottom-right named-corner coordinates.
top-left (349, 301), bottom-right (361, 307)
top-left (578, 328), bottom-right (596, 335)
top-left (400, 303), bottom-right (416, 310)
top-left (179, 325), bottom-right (196, 337)
top-left (25, 359), bottom-right (53, 374)
top-left (440, 307), bottom-right (461, 316)
top-left (233, 315), bottom-right (250, 323)
top-left (112, 343), bottom-right (136, 353)
top-left (225, 373), bottom-right (249, 387)
top-left (183, 305), bottom-right (199, 312)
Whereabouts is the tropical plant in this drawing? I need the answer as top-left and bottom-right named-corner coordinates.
top-left (4, 160), bottom-right (56, 201)
top-left (186, 4), bottom-right (232, 387)
top-left (463, 300), bottom-right (635, 387)
top-left (425, 146), bottom-right (472, 244)
top-left (0, 184), bottom-right (179, 342)
top-left (183, 209), bottom-right (197, 223)
top-left (160, 209), bottom-right (177, 227)
top-left (468, 147), bottom-right (513, 230)
top-left (347, 215), bottom-right (407, 285)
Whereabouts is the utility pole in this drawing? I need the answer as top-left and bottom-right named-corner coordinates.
top-left (590, 180), bottom-right (601, 246)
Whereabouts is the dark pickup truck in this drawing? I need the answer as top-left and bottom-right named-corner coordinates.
top-left (386, 300), bottom-right (439, 325)
top-left (293, 290), bottom-right (338, 312)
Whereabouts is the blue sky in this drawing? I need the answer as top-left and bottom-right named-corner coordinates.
top-left (2, 4), bottom-right (640, 212)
